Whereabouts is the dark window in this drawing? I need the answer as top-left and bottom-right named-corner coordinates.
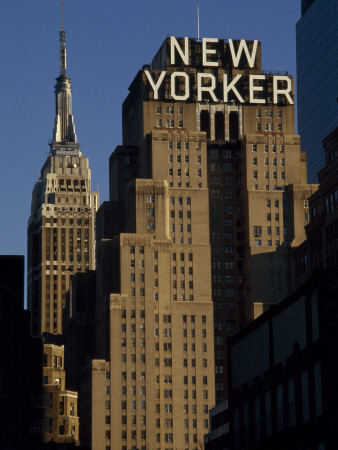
top-left (229, 111), bottom-right (239, 140)
top-left (200, 111), bottom-right (210, 139)
top-left (215, 112), bottom-right (225, 140)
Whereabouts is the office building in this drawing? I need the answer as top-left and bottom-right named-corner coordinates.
top-left (296, 0), bottom-right (338, 182)
top-left (198, 39), bottom-right (316, 401)
top-left (204, 400), bottom-right (230, 450)
top-left (63, 270), bottom-right (96, 392)
top-left (79, 34), bottom-right (315, 448)
top-left (42, 344), bottom-right (80, 446)
top-left (27, 12), bottom-right (98, 336)
top-left (291, 127), bottom-right (338, 290)
top-left (227, 270), bottom-right (337, 450)
top-left (82, 37), bottom-right (221, 450)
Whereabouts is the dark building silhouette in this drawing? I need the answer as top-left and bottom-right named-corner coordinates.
top-left (227, 270), bottom-right (338, 450)
top-left (291, 128), bottom-right (338, 290)
top-left (0, 255), bottom-right (43, 449)
top-left (63, 270), bottom-right (96, 392)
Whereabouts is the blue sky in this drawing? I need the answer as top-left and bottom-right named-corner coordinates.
top-left (0, 0), bottom-right (300, 262)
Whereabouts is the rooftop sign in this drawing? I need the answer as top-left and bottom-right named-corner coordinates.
top-left (144, 37), bottom-right (294, 105)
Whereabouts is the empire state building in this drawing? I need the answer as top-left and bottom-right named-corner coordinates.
top-left (27, 10), bottom-right (98, 336)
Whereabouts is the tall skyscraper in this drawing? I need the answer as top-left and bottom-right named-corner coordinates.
top-left (296, 0), bottom-right (338, 182)
top-left (79, 35), bottom-right (314, 448)
top-left (27, 9), bottom-right (98, 336)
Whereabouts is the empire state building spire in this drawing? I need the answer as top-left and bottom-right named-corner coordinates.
top-left (51, 0), bottom-right (78, 149)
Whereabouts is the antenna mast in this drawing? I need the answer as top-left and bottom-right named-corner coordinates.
top-left (197, 3), bottom-right (200, 41)
top-left (61, 0), bottom-right (64, 30)
top-left (59, 0), bottom-right (67, 76)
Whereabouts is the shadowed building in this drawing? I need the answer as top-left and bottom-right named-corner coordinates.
top-left (291, 128), bottom-right (338, 290)
top-left (0, 255), bottom-right (43, 449)
top-left (227, 270), bottom-right (338, 450)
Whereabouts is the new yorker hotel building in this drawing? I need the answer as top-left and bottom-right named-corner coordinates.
top-left (84, 36), bottom-right (313, 450)
top-left (125, 37), bottom-right (312, 403)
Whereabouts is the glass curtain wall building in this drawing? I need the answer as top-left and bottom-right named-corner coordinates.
top-left (296, 0), bottom-right (338, 182)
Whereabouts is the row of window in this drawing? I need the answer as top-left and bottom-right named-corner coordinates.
top-left (172, 280), bottom-right (194, 289)
top-left (171, 236), bottom-right (193, 244)
top-left (156, 105), bottom-right (183, 115)
top-left (121, 309), bottom-right (145, 318)
top-left (253, 157), bottom-right (285, 166)
top-left (256, 109), bottom-right (282, 119)
top-left (168, 141), bottom-right (201, 150)
top-left (254, 239), bottom-right (283, 247)
top-left (209, 162), bottom-right (241, 171)
top-left (213, 174), bottom-right (240, 184)
top-left (170, 209), bottom-right (191, 219)
top-left (209, 149), bottom-right (234, 159)
top-left (210, 189), bottom-right (236, 199)
top-left (212, 274), bottom-right (243, 284)
top-left (253, 170), bottom-right (285, 180)
top-left (256, 123), bottom-right (282, 132)
top-left (252, 144), bottom-right (284, 152)
top-left (213, 288), bottom-right (237, 298)
top-left (254, 226), bottom-right (287, 235)
top-left (169, 155), bottom-right (202, 164)
top-left (168, 168), bottom-right (202, 177)
top-left (170, 197), bottom-right (191, 206)
top-left (157, 119), bottom-right (184, 128)
top-left (253, 184), bottom-right (286, 191)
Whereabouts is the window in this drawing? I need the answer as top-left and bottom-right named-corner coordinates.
top-left (265, 123), bottom-right (273, 131)
top-left (256, 123), bottom-right (261, 131)
top-left (253, 226), bottom-right (262, 235)
top-left (252, 144), bottom-right (257, 152)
